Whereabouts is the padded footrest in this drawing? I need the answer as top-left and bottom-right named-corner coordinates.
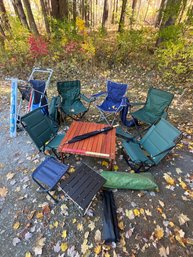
top-left (60, 163), bottom-right (106, 212)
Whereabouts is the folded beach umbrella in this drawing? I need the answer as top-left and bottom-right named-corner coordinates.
top-left (102, 190), bottom-right (120, 243)
top-left (65, 125), bottom-right (116, 144)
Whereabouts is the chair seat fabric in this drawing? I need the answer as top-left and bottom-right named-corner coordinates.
top-left (122, 140), bottom-right (153, 164)
top-left (132, 108), bottom-right (161, 125)
top-left (46, 134), bottom-right (65, 150)
top-left (61, 101), bottom-right (87, 115)
top-left (32, 157), bottom-right (69, 189)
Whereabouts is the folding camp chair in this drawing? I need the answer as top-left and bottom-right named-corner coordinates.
top-left (32, 158), bottom-right (106, 214)
top-left (57, 80), bottom-right (94, 120)
top-left (92, 81), bottom-right (128, 126)
top-left (121, 118), bottom-right (182, 172)
top-left (131, 87), bottom-right (174, 126)
top-left (21, 107), bottom-right (64, 158)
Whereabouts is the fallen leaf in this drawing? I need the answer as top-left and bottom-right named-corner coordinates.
top-left (94, 245), bottom-right (101, 255)
top-left (154, 225), bottom-right (164, 240)
top-left (145, 209), bottom-right (152, 216)
top-left (102, 160), bottom-right (109, 167)
top-left (33, 237), bottom-right (46, 256)
top-left (25, 251), bottom-right (32, 257)
top-left (158, 200), bottom-right (165, 207)
top-left (176, 168), bottom-right (182, 174)
top-left (6, 172), bottom-right (15, 180)
top-left (42, 204), bottom-right (50, 215)
top-left (81, 239), bottom-right (89, 254)
top-left (53, 242), bottom-right (60, 253)
top-left (133, 209), bottom-right (140, 217)
top-left (178, 213), bottom-right (190, 225)
top-left (159, 246), bottom-right (169, 257)
top-left (36, 212), bottom-right (43, 219)
top-left (77, 223), bottom-right (83, 231)
top-left (113, 165), bottom-right (119, 171)
top-left (84, 231), bottom-right (89, 239)
top-left (88, 221), bottom-right (95, 231)
top-left (163, 174), bottom-right (175, 185)
top-left (125, 209), bottom-right (135, 219)
top-left (13, 221), bottom-right (20, 230)
top-left (62, 230), bottom-right (67, 239)
top-left (178, 178), bottom-right (187, 190)
top-left (61, 242), bottom-right (68, 252)
top-left (53, 221), bottom-right (59, 228)
top-left (94, 230), bottom-right (101, 243)
top-left (13, 237), bottom-right (21, 246)
top-left (0, 187), bottom-right (8, 198)
top-left (125, 228), bottom-right (134, 239)
top-left (118, 221), bottom-right (125, 230)
top-left (69, 167), bottom-right (75, 173)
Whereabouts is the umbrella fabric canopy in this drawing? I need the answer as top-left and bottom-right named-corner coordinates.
top-left (65, 125), bottom-right (116, 144)
top-left (102, 190), bottom-right (120, 243)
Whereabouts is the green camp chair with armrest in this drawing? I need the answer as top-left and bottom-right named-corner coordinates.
top-left (131, 87), bottom-right (174, 126)
top-left (122, 118), bottom-right (182, 172)
top-left (57, 80), bottom-right (94, 120)
top-left (21, 107), bottom-right (65, 158)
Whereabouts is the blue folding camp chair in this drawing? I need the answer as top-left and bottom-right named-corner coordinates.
top-left (92, 81), bottom-right (128, 126)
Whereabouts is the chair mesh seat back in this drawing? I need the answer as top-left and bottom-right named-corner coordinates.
top-left (21, 108), bottom-right (56, 150)
top-left (140, 118), bottom-right (181, 164)
top-left (57, 80), bottom-right (81, 106)
top-left (99, 81), bottom-right (127, 111)
top-left (144, 88), bottom-right (174, 117)
top-left (32, 157), bottom-right (69, 189)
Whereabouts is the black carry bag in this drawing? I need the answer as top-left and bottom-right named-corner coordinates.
top-left (102, 190), bottom-right (120, 244)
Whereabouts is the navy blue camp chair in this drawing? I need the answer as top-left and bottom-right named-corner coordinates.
top-left (92, 81), bottom-right (128, 125)
top-left (32, 157), bottom-right (69, 203)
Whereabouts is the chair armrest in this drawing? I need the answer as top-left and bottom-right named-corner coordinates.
top-left (130, 102), bottom-right (145, 107)
top-left (80, 93), bottom-right (95, 103)
top-left (91, 91), bottom-right (107, 98)
top-left (120, 97), bottom-right (129, 107)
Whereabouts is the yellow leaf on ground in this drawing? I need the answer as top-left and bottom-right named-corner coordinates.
top-left (25, 251), bottom-right (32, 257)
top-left (53, 221), bottom-right (59, 228)
top-left (13, 221), bottom-right (20, 230)
top-left (178, 178), bottom-right (187, 190)
top-left (113, 165), bottom-right (119, 171)
top-left (118, 221), bottom-right (125, 230)
top-left (62, 230), bottom-right (67, 239)
top-left (88, 221), bottom-right (95, 231)
top-left (154, 225), bottom-right (164, 240)
top-left (61, 242), bottom-right (68, 252)
top-left (102, 160), bottom-right (109, 167)
top-left (163, 173), bottom-right (175, 185)
top-left (159, 246), bottom-right (169, 257)
top-left (104, 252), bottom-right (111, 257)
top-left (77, 223), bottom-right (83, 231)
top-left (94, 245), bottom-right (101, 255)
top-left (125, 209), bottom-right (135, 219)
top-left (0, 187), bottom-right (8, 198)
top-left (81, 239), bottom-right (89, 254)
top-left (69, 167), bottom-right (75, 173)
top-left (72, 218), bottom-right (77, 223)
top-left (36, 212), bottom-right (44, 219)
top-left (145, 209), bottom-right (152, 216)
top-left (133, 209), bottom-right (140, 217)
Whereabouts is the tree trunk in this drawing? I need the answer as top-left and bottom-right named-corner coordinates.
top-left (81, 0), bottom-right (85, 20)
top-left (143, 0), bottom-right (151, 22)
top-left (102, 0), bottom-right (109, 29)
top-left (40, 0), bottom-right (50, 33)
top-left (136, 0), bottom-right (142, 22)
top-left (84, 0), bottom-right (89, 26)
top-left (155, 0), bottom-right (166, 27)
top-left (178, 0), bottom-right (188, 23)
top-left (186, 4), bottom-right (193, 25)
top-left (59, 0), bottom-right (68, 20)
top-left (118, 0), bottom-right (127, 32)
top-left (51, 0), bottom-right (60, 19)
top-left (156, 0), bottom-right (183, 46)
top-left (22, 0), bottom-right (39, 34)
top-left (0, 0), bottom-right (11, 31)
top-left (130, 0), bottom-right (137, 26)
top-left (111, 0), bottom-right (116, 24)
top-left (73, 0), bottom-right (77, 23)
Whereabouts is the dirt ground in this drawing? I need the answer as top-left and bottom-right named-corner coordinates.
top-left (0, 67), bottom-right (193, 257)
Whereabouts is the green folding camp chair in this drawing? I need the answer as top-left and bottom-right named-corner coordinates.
top-left (122, 118), bottom-right (182, 172)
top-left (57, 80), bottom-right (94, 120)
top-left (131, 87), bottom-right (174, 126)
top-left (21, 108), bottom-right (65, 158)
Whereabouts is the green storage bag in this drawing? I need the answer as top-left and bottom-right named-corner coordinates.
top-left (101, 171), bottom-right (158, 191)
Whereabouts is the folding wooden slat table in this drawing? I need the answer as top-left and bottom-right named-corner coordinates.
top-left (58, 121), bottom-right (116, 169)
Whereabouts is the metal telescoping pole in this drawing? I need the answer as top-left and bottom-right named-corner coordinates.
top-left (10, 79), bottom-right (18, 137)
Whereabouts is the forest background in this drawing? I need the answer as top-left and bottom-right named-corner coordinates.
top-left (0, 0), bottom-right (193, 85)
